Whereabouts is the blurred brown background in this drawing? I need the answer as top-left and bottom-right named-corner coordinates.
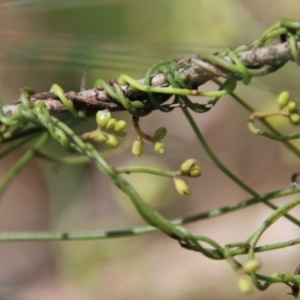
top-left (0, 0), bottom-right (300, 299)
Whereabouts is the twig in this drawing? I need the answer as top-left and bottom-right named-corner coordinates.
top-left (2, 41), bottom-right (298, 118)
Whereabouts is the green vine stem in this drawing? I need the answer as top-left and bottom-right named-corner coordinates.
top-left (0, 132), bottom-right (49, 198)
top-left (0, 184), bottom-right (298, 242)
top-left (247, 197), bottom-right (300, 290)
top-left (18, 110), bottom-right (210, 255)
top-left (248, 118), bottom-right (300, 141)
top-left (0, 18), bottom-right (300, 296)
top-left (114, 166), bottom-right (181, 177)
top-left (2, 19), bottom-right (300, 120)
top-left (214, 78), bottom-right (300, 159)
top-left (0, 131), bottom-right (41, 160)
top-left (180, 107), bottom-right (300, 226)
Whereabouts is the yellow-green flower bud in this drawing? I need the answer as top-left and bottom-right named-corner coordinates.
top-left (189, 166), bottom-right (202, 177)
top-left (154, 141), bottom-right (166, 155)
top-left (93, 131), bottom-right (108, 143)
top-left (290, 113), bottom-right (300, 125)
top-left (173, 177), bottom-right (191, 196)
top-left (96, 109), bottom-right (111, 128)
top-left (180, 159), bottom-right (202, 177)
top-left (287, 101), bottom-right (298, 113)
top-left (115, 130), bottom-right (127, 138)
top-left (114, 120), bottom-right (127, 132)
top-left (153, 127), bottom-right (167, 140)
top-left (105, 134), bottom-right (119, 148)
top-left (277, 91), bottom-right (290, 109)
top-left (238, 275), bottom-right (254, 295)
top-left (132, 138), bottom-right (144, 157)
top-left (180, 159), bottom-right (197, 173)
top-left (242, 259), bottom-right (262, 273)
top-left (106, 118), bottom-right (117, 130)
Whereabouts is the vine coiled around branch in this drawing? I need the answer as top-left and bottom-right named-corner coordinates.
top-left (1, 18), bottom-right (300, 297)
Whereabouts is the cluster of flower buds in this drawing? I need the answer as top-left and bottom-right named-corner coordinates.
top-left (172, 159), bottom-right (202, 197)
top-left (132, 125), bottom-right (167, 157)
top-left (180, 159), bottom-right (202, 177)
top-left (81, 109), bottom-right (127, 148)
top-left (277, 91), bottom-right (300, 124)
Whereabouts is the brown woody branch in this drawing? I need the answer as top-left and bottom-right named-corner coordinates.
top-left (2, 41), bottom-right (298, 118)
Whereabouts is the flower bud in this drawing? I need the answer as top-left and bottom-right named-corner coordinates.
top-left (242, 259), bottom-right (262, 273)
top-left (153, 127), bottom-right (167, 140)
top-left (93, 131), bottom-right (108, 143)
top-left (96, 109), bottom-right (111, 128)
top-left (287, 101), bottom-right (298, 113)
top-left (106, 118), bottom-right (117, 130)
top-left (277, 91), bottom-right (290, 109)
top-left (189, 166), bottom-right (202, 177)
top-left (105, 134), bottom-right (119, 148)
top-left (114, 120), bottom-right (127, 132)
top-left (115, 130), bottom-right (127, 138)
top-left (132, 138), bottom-right (144, 157)
top-left (173, 177), bottom-right (191, 196)
top-left (154, 141), bottom-right (166, 155)
top-left (290, 113), bottom-right (300, 125)
top-left (180, 159), bottom-right (197, 173)
top-left (238, 275), bottom-right (254, 295)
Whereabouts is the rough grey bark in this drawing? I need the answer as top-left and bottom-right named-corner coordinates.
top-left (2, 41), bottom-right (298, 117)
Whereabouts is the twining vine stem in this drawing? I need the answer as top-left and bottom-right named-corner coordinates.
top-left (1, 18), bottom-right (300, 296)
top-left (3, 41), bottom-right (300, 117)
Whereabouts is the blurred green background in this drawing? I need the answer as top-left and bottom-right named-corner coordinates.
top-left (0, 1), bottom-right (300, 299)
